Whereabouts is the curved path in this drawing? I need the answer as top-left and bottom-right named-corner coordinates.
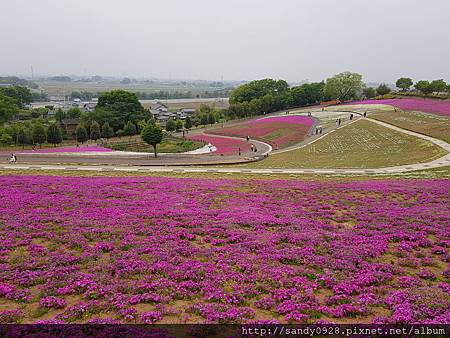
top-left (2, 116), bottom-right (449, 175)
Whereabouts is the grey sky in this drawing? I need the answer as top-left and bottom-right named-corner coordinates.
top-left (1, 0), bottom-right (449, 82)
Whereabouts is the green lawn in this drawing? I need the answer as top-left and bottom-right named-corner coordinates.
top-left (246, 119), bottom-right (447, 169)
top-left (370, 110), bottom-right (450, 143)
top-left (107, 136), bottom-right (204, 153)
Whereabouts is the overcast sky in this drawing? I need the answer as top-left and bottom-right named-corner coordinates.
top-left (1, 0), bottom-right (449, 83)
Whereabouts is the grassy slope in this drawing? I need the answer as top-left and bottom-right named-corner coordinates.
top-left (108, 136), bottom-right (204, 153)
top-left (246, 119), bottom-right (447, 169)
top-left (326, 103), bottom-right (450, 143)
top-left (370, 110), bottom-right (450, 143)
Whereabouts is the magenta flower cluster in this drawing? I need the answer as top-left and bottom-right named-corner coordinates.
top-left (185, 134), bottom-right (251, 155)
top-left (0, 176), bottom-right (448, 324)
top-left (208, 115), bottom-right (314, 149)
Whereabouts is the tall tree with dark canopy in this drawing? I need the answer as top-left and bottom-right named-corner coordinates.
top-left (396, 77), bottom-right (413, 91)
top-left (32, 123), bottom-right (46, 148)
top-left (141, 122), bottom-right (163, 158)
top-left (415, 80), bottom-right (432, 95)
top-left (75, 125), bottom-right (88, 143)
top-left (123, 121), bottom-right (137, 136)
top-left (47, 123), bottom-right (63, 146)
top-left (90, 121), bottom-right (101, 141)
top-left (96, 90), bottom-right (148, 131)
top-left (101, 122), bottom-right (114, 139)
top-left (184, 116), bottom-right (192, 130)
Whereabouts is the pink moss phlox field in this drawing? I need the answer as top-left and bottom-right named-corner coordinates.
top-left (0, 176), bottom-right (448, 324)
top-left (185, 135), bottom-right (250, 155)
top-left (208, 115), bottom-right (314, 149)
top-left (348, 98), bottom-right (450, 116)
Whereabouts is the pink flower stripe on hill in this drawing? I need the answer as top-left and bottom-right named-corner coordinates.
top-left (347, 98), bottom-right (450, 116)
top-left (0, 176), bottom-right (448, 324)
top-left (19, 146), bottom-right (113, 153)
top-left (208, 115), bottom-right (314, 149)
top-left (185, 134), bottom-right (250, 155)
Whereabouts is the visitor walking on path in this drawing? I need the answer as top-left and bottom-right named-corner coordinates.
top-left (250, 144), bottom-right (254, 152)
top-left (8, 154), bottom-right (17, 164)
top-left (238, 147), bottom-right (241, 156)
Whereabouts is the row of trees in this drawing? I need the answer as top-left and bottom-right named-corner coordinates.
top-left (395, 77), bottom-right (450, 95)
top-left (227, 73), bottom-right (365, 117)
top-left (0, 121), bottom-right (63, 148)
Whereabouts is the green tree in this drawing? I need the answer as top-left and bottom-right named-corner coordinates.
top-left (95, 90), bottom-right (147, 131)
top-left (175, 119), bottom-right (183, 132)
top-left (290, 82), bottom-right (325, 106)
top-left (123, 121), bottom-right (137, 136)
top-left (46, 123), bottom-right (63, 146)
top-left (207, 113), bottom-right (216, 125)
top-left (362, 87), bottom-right (376, 99)
top-left (229, 78), bottom-right (289, 104)
top-left (376, 83), bottom-right (391, 96)
top-left (415, 80), bottom-right (432, 95)
top-left (55, 108), bottom-right (66, 122)
top-left (0, 93), bottom-right (20, 123)
top-left (184, 116), bottom-right (192, 129)
top-left (324, 72), bottom-right (363, 101)
top-left (0, 86), bottom-right (33, 107)
top-left (0, 130), bottom-right (13, 145)
top-left (67, 107), bottom-right (82, 119)
top-left (17, 127), bottom-right (31, 148)
top-left (141, 122), bottom-right (163, 158)
top-left (396, 77), bottom-right (413, 91)
top-left (75, 124), bottom-right (88, 143)
top-left (90, 121), bottom-right (101, 141)
top-left (165, 119), bottom-right (176, 132)
top-left (200, 114), bottom-right (208, 126)
top-left (32, 123), bottom-right (46, 147)
top-left (101, 122), bottom-right (114, 139)
top-left (428, 79), bottom-right (447, 93)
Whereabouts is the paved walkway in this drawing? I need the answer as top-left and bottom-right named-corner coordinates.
top-left (1, 116), bottom-right (449, 175)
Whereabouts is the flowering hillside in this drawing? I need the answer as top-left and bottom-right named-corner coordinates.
top-left (184, 134), bottom-right (250, 155)
top-left (348, 98), bottom-right (450, 116)
top-left (208, 115), bottom-right (314, 149)
top-left (0, 176), bottom-right (448, 324)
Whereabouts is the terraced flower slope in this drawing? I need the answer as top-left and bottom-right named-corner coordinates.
top-left (348, 98), bottom-right (450, 117)
top-left (208, 116), bottom-right (314, 149)
top-left (0, 176), bottom-right (448, 324)
top-left (184, 134), bottom-right (250, 155)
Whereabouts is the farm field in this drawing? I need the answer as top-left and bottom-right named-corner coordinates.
top-left (247, 119), bottom-right (446, 169)
top-left (0, 176), bottom-right (448, 324)
top-left (208, 116), bottom-right (314, 149)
